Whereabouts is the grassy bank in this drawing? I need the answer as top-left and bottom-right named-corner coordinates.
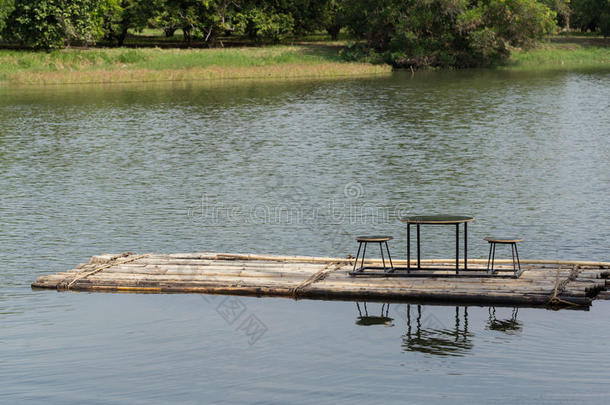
top-left (1, 35), bottom-right (608, 85)
top-left (0, 45), bottom-right (391, 85)
top-left (501, 36), bottom-right (610, 71)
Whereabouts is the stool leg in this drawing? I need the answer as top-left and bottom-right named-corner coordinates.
top-left (360, 242), bottom-right (367, 270)
top-left (511, 243), bottom-right (516, 274)
top-left (353, 242), bottom-right (362, 272)
top-left (490, 243), bottom-right (496, 273)
top-left (379, 242), bottom-right (386, 269)
top-left (514, 243), bottom-right (522, 277)
top-left (487, 243), bottom-right (493, 273)
top-left (385, 241), bottom-right (394, 271)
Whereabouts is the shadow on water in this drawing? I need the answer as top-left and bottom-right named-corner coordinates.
top-left (354, 302), bottom-right (524, 356)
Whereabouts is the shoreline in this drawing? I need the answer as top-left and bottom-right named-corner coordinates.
top-left (0, 38), bottom-right (608, 86)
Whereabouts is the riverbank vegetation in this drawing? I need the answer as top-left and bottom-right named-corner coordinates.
top-left (505, 36), bottom-right (610, 70)
top-left (0, 0), bottom-right (608, 84)
top-left (0, 36), bottom-right (607, 85)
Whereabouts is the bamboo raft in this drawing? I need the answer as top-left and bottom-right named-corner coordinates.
top-left (32, 252), bottom-right (610, 308)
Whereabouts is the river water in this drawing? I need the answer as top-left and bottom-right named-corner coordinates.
top-left (1, 69), bottom-right (609, 403)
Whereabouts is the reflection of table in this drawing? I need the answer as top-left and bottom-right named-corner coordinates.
top-left (400, 215), bottom-right (474, 273)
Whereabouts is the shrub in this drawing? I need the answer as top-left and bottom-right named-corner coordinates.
top-left (340, 0), bottom-right (558, 68)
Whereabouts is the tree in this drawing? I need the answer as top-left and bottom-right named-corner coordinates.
top-left (287, 0), bottom-right (332, 35)
top-left (102, 0), bottom-right (160, 46)
top-left (571, 0), bottom-right (610, 35)
top-left (235, 1), bottom-right (295, 43)
top-left (151, 1), bottom-right (238, 45)
top-left (0, 0), bottom-right (14, 38)
top-left (482, 0), bottom-right (558, 47)
top-left (2, 0), bottom-right (111, 49)
top-left (324, 0), bottom-right (344, 40)
top-left (341, 0), bottom-right (558, 68)
top-left (540, 0), bottom-right (571, 28)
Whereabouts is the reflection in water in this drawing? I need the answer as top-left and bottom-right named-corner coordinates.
top-left (487, 307), bottom-right (522, 334)
top-left (400, 305), bottom-right (474, 357)
top-left (353, 303), bottom-right (525, 356)
top-left (355, 302), bottom-right (394, 327)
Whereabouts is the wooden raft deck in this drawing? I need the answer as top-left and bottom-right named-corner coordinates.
top-left (32, 252), bottom-right (610, 308)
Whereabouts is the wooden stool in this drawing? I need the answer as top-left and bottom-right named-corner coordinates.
top-left (485, 237), bottom-right (523, 276)
top-left (353, 236), bottom-right (394, 273)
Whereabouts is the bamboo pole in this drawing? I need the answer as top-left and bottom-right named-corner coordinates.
top-left (32, 251), bottom-right (608, 308)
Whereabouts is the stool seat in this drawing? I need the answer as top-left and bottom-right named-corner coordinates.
top-left (484, 237), bottom-right (523, 243)
top-left (355, 236), bottom-right (393, 242)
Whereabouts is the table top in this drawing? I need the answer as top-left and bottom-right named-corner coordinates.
top-left (400, 215), bottom-right (475, 224)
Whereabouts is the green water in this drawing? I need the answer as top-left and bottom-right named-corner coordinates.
top-left (1, 70), bottom-right (609, 404)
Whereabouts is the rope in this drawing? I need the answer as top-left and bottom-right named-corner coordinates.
top-left (547, 265), bottom-right (582, 307)
top-left (63, 253), bottom-right (148, 290)
top-left (291, 260), bottom-right (345, 298)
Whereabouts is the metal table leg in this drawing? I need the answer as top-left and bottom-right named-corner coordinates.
top-left (407, 223), bottom-right (411, 272)
top-left (455, 223), bottom-right (459, 273)
top-left (417, 224), bottom-right (421, 270)
top-left (464, 222), bottom-right (468, 271)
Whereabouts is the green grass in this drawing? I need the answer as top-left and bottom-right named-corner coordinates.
top-left (501, 36), bottom-right (610, 71)
top-left (0, 44), bottom-right (390, 85)
top-left (0, 45), bottom-right (341, 72)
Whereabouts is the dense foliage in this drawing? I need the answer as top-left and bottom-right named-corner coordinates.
top-left (0, 0), bottom-right (14, 37)
top-left (571, 0), bottom-right (610, 35)
top-left (340, 0), bottom-right (559, 67)
top-left (0, 0), bottom-right (607, 66)
top-left (1, 0), bottom-right (111, 49)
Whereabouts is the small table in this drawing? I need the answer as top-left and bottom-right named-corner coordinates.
top-left (400, 215), bottom-right (474, 273)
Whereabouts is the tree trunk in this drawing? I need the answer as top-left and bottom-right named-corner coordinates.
top-left (183, 27), bottom-right (192, 44)
top-left (326, 25), bottom-right (342, 41)
top-left (117, 26), bottom-right (129, 47)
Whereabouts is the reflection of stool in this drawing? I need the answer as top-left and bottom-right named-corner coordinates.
top-left (485, 237), bottom-right (523, 276)
top-left (353, 236), bottom-right (394, 273)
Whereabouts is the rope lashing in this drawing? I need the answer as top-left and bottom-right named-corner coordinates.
top-left (547, 265), bottom-right (582, 307)
top-left (63, 253), bottom-right (148, 290)
top-left (291, 260), bottom-right (345, 298)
